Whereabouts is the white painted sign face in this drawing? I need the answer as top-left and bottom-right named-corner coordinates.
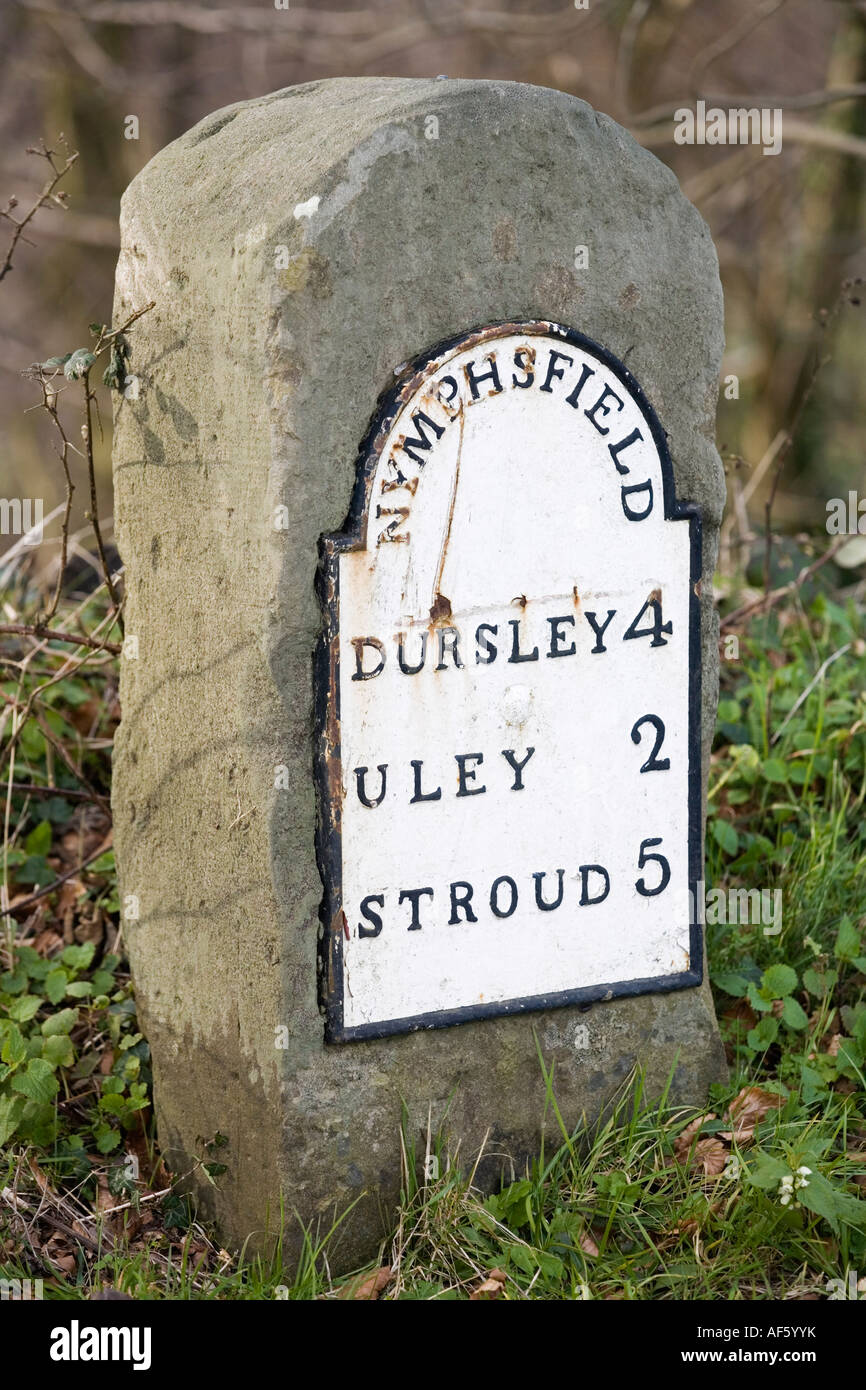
top-left (316, 322), bottom-right (702, 1042)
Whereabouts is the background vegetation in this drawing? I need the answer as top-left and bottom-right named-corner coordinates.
top-left (1, 0), bottom-right (865, 1299)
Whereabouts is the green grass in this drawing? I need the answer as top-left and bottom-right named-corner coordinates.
top-left (2, 586), bottom-right (866, 1299)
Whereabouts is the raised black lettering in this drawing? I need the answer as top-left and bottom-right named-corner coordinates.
top-left (608, 426), bottom-right (643, 475)
top-left (540, 348), bottom-right (573, 393)
top-left (621, 478), bottom-right (653, 521)
top-left (490, 876), bottom-right (518, 919)
top-left (397, 630), bottom-right (427, 675)
top-left (449, 881), bottom-right (477, 924)
top-left (351, 637), bottom-right (386, 680)
top-left (585, 383), bottom-right (624, 436)
top-left (584, 609), bottom-right (616, 653)
top-left (508, 618), bottom-right (539, 663)
top-left (579, 865), bottom-right (610, 905)
top-left (475, 622), bottom-right (498, 664)
top-left (410, 760), bottom-right (442, 803)
top-left (435, 375), bottom-right (462, 419)
top-left (355, 765), bottom-right (387, 808)
top-left (456, 753), bottom-right (485, 797)
top-left (624, 596), bottom-right (671, 647)
top-left (395, 410), bottom-right (446, 466)
top-left (511, 345), bottom-right (536, 389)
top-left (547, 615), bottom-right (576, 658)
top-left (399, 887), bottom-right (434, 931)
top-left (533, 870), bottom-right (564, 912)
top-left (358, 894), bottom-right (385, 938)
top-left (564, 361), bottom-right (596, 408)
top-left (635, 838), bottom-right (670, 897)
top-left (463, 353), bottom-right (503, 400)
top-left (501, 747), bottom-right (535, 790)
top-left (436, 626), bottom-right (464, 670)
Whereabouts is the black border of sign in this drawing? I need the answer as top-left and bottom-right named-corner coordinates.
top-left (314, 320), bottom-right (703, 1045)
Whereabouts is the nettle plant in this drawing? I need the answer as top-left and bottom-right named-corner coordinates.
top-left (0, 938), bottom-right (150, 1155)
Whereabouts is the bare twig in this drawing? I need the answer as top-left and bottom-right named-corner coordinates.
top-left (0, 140), bottom-right (78, 284)
top-left (0, 623), bottom-right (121, 655)
top-left (763, 280), bottom-right (862, 598)
top-left (720, 536), bottom-right (849, 632)
top-left (3, 837), bottom-right (112, 917)
top-left (8, 783), bottom-right (93, 801)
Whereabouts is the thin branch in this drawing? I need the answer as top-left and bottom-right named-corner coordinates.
top-left (31, 706), bottom-right (111, 816)
top-left (8, 782), bottom-right (93, 801)
top-left (763, 280), bottom-right (861, 598)
top-left (0, 623), bottom-right (121, 655)
top-left (0, 141), bottom-right (78, 284)
top-left (632, 83), bottom-right (866, 129)
top-left (720, 536), bottom-right (849, 632)
top-left (2, 840), bottom-right (111, 917)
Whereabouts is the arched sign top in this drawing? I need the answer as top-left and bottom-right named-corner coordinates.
top-left (316, 322), bottom-right (702, 1043)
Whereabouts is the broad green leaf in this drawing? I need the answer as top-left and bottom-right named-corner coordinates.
top-left (42, 1034), bottom-right (74, 1069)
top-left (1, 1023), bottom-right (27, 1067)
top-left (781, 996), bottom-right (809, 1030)
top-left (65, 981), bottom-right (92, 998)
top-left (95, 1123), bottom-right (121, 1154)
top-left (61, 942), bottom-right (96, 971)
top-left (747, 1016), bottom-right (779, 1050)
top-left (24, 820), bottom-right (52, 856)
top-left (11, 1057), bottom-right (58, 1103)
top-left (745, 1151), bottom-right (790, 1190)
top-left (41, 1007), bottom-right (79, 1037)
top-left (762, 758), bottom-right (788, 784)
top-left (762, 964), bottom-right (797, 999)
top-left (8, 994), bottom-right (41, 1023)
top-left (835, 917), bottom-right (862, 962)
top-left (711, 970), bottom-right (750, 996)
top-left (712, 820), bottom-right (739, 855)
top-left (0, 1094), bottom-right (25, 1146)
top-left (796, 1174), bottom-right (839, 1232)
top-left (63, 348), bottom-right (96, 380)
top-left (44, 968), bottom-right (68, 1004)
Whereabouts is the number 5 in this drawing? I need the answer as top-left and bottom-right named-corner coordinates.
top-left (635, 837), bottom-right (670, 897)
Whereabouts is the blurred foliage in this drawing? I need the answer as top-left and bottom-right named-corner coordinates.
top-left (1, 0), bottom-right (865, 555)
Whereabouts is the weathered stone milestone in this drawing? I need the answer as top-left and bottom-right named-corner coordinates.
top-left (113, 77), bottom-right (727, 1267)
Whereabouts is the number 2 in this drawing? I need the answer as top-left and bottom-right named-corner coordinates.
top-left (630, 714), bottom-right (670, 772)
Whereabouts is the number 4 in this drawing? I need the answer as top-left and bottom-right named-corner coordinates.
top-left (624, 594), bottom-right (672, 647)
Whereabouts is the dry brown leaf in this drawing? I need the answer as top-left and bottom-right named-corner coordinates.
top-left (726, 1086), bottom-right (783, 1144)
top-left (722, 999), bottom-right (758, 1030)
top-left (579, 1233), bottom-right (599, 1257)
top-left (825, 1033), bottom-right (843, 1057)
top-left (338, 1265), bottom-right (393, 1300)
top-left (674, 1113), bottom-right (715, 1160)
top-left (32, 926), bottom-right (61, 956)
top-left (470, 1268), bottom-right (507, 1300)
top-left (44, 1244), bottom-right (76, 1275)
top-left (692, 1139), bottom-right (729, 1177)
top-left (673, 1115), bottom-right (728, 1176)
top-left (95, 1179), bottom-right (115, 1214)
top-left (26, 1154), bottom-right (50, 1192)
top-left (55, 877), bottom-right (85, 933)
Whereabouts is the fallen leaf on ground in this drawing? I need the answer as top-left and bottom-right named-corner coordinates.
top-left (470, 1268), bottom-right (507, 1300)
top-left (579, 1232), bottom-right (599, 1257)
top-left (338, 1265), bottom-right (393, 1300)
top-left (724, 1086), bottom-right (782, 1144)
top-left (673, 1115), bottom-right (728, 1176)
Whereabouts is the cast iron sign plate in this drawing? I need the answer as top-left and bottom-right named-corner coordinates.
top-left (315, 322), bottom-right (702, 1042)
